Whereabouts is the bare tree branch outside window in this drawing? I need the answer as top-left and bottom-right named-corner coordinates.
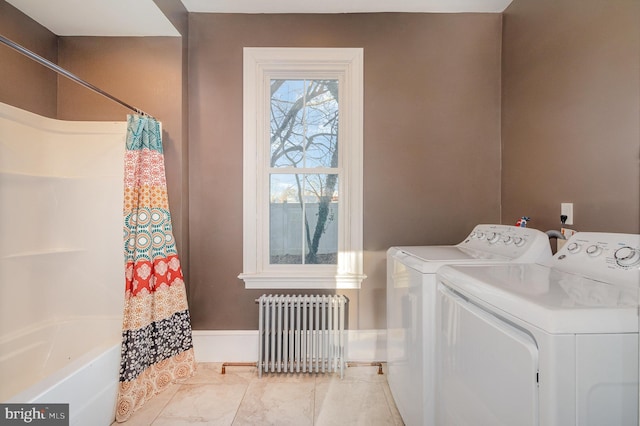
top-left (269, 79), bottom-right (339, 264)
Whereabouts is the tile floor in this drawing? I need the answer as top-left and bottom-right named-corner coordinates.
top-left (114, 363), bottom-right (404, 425)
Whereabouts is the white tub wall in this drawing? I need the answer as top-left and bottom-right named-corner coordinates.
top-left (0, 102), bottom-right (126, 337)
top-left (0, 317), bottom-right (123, 402)
top-left (6, 336), bottom-right (122, 426)
top-left (33, 343), bottom-right (121, 426)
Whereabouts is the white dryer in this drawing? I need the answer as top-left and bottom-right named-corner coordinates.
top-left (387, 224), bottom-right (552, 426)
top-left (435, 232), bottom-right (640, 426)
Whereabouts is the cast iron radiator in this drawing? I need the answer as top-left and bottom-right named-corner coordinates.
top-left (257, 294), bottom-right (347, 378)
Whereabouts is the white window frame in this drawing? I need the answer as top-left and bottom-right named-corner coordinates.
top-left (239, 47), bottom-right (365, 289)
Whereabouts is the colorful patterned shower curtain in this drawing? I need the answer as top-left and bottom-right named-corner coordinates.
top-left (116, 115), bottom-right (195, 422)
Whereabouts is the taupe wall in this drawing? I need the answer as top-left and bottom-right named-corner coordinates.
top-left (10, 2), bottom-right (633, 333)
top-left (0, 1), bottom-right (57, 117)
top-left (55, 37), bottom-right (188, 262)
top-left (188, 13), bottom-right (502, 330)
top-left (0, 0), bottom-right (189, 266)
top-left (153, 0), bottom-right (191, 280)
top-left (501, 0), bottom-right (640, 234)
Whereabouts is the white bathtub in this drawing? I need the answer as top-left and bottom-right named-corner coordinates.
top-left (2, 318), bottom-right (122, 426)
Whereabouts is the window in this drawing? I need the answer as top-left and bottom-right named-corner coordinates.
top-left (240, 48), bottom-right (364, 289)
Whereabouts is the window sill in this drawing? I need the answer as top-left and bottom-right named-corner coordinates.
top-left (238, 272), bottom-right (366, 289)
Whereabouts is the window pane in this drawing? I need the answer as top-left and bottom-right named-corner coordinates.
top-left (270, 174), bottom-right (338, 264)
top-left (270, 79), bottom-right (339, 169)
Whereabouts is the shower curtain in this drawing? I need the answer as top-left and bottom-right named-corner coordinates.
top-left (116, 115), bottom-right (195, 422)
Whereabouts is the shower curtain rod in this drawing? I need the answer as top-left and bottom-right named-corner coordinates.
top-left (0, 35), bottom-right (155, 119)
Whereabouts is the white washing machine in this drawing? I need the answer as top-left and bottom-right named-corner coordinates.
top-left (435, 232), bottom-right (640, 426)
top-left (386, 224), bottom-right (553, 426)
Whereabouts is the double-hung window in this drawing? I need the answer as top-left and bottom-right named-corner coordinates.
top-left (240, 48), bottom-right (364, 289)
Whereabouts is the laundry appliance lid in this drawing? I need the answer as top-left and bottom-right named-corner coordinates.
top-left (391, 246), bottom-right (510, 274)
top-left (437, 263), bottom-right (639, 334)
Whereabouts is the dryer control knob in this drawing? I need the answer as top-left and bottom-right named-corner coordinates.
top-left (586, 245), bottom-right (602, 257)
top-left (502, 235), bottom-right (513, 245)
top-left (475, 232), bottom-right (485, 240)
top-left (514, 237), bottom-right (525, 247)
top-left (567, 242), bottom-right (581, 253)
top-left (487, 232), bottom-right (500, 244)
top-left (614, 247), bottom-right (640, 267)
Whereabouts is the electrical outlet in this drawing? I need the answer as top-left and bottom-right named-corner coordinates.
top-left (561, 203), bottom-right (574, 225)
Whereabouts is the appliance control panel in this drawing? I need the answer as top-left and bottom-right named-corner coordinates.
top-left (554, 232), bottom-right (640, 288)
top-left (458, 224), bottom-right (552, 263)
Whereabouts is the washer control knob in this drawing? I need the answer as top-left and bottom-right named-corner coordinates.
top-left (514, 237), bottom-right (525, 247)
top-left (487, 232), bottom-right (500, 244)
top-left (614, 247), bottom-right (640, 267)
top-left (567, 242), bottom-right (581, 253)
top-left (586, 245), bottom-right (602, 257)
top-left (475, 232), bottom-right (485, 240)
top-left (502, 235), bottom-right (513, 245)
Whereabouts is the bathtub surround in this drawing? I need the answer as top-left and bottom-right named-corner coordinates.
top-left (0, 102), bottom-right (125, 424)
top-left (116, 115), bottom-right (195, 422)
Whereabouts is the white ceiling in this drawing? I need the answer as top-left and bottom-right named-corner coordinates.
top-left (7, 0), bottom-right (514, 37)
top-left (6, 0), bottom-right (180, 36)
top-left (182, 0), bottom-right (514, 14)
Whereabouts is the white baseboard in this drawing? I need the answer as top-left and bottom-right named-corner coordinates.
top-left (346, 329), bottom-right (387, 362)
top-left (192, 330), bottom-right (259, 362)
top-left (192, 329), bottom-right (387, 363)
